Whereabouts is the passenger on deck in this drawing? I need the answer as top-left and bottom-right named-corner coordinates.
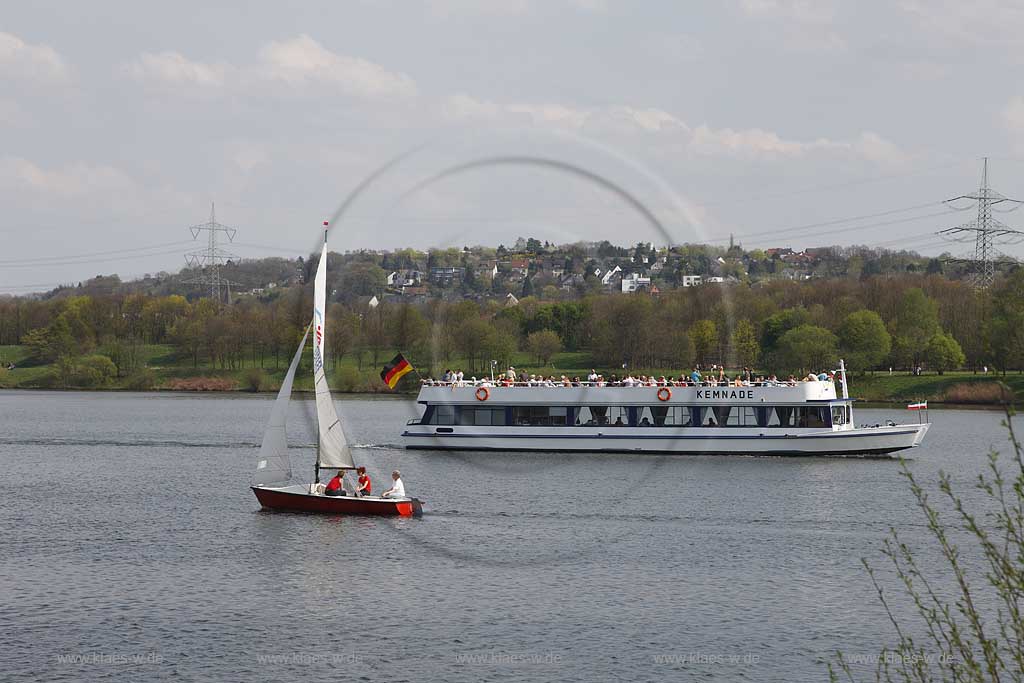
top-left (324, 471), bottom-right (347, 497)
top-left (507, 366), bottom-right (517, 383)
top-left (356, 467), bottom-right (372, 497)
top-left (587, 369), bottom-right (598, 383)
top-left (381, 470), bottom-right (406, 498)
top-left (690, 368), bottom-right (702, 384)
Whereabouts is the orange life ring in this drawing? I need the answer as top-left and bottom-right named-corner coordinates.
top-left (657, 387), bottom-right (672, 401)
top-left (475, 387), bottom-right (490, 401)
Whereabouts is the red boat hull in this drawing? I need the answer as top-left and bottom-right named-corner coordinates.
top-left (252, 486), bottom-right (423, 517)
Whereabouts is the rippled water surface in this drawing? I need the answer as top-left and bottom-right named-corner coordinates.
top-left (0, 390), bottom-right (1011, 682)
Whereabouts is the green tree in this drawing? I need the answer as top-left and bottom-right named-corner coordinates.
top-left (730, 320), bottom-right (760, 369)
top-left (838, 310), bottom-right (891, 373)
top-left (776, 324), bottom-right (838, 375)
top-left (526, 329), bottom-right (562, 366)
top-left (988, 269), bottom-right (1024, 374)
top-left (889, 288), bottom-right (939, 368)
top-left (923, 331), bottom-right (965, 374)
top-left (691, 319), bottom-right (718, 366)
top-left (483, 329), bottom-right (517, 371)
top-left (454, 318), bottom-right (494, 373)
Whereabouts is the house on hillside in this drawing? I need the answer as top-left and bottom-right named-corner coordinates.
top-left (505, 292), bottom-right (520, 306)
top-left (509, 259), bottom-right (530, 279)
top-left (621, 272), bottom-right (651, 293)
top-left (680, 274), bottom-right (702, 287)
top-left (601, 265), bottom-right (622, 287)
top-left (430, 266), bottom-right (464, 286)
top-left (560, 273), bottom-right (585, 292)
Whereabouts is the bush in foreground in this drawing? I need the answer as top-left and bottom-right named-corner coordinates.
top-left (832, 398), bottom-right (1023, 682)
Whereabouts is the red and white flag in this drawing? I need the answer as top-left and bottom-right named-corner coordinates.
top-left (907, 401), bottom-right (927, 410)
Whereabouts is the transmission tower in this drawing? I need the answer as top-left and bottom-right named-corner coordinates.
top-left (183, 203), bottom-right (241, 303)
top-left (937, 158), bottom-right (1024, 289)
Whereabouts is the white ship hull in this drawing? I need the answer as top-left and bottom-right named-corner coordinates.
top-left (403, 378), bottom-right (931, 456)
top-left (402, 423), bottom-right (930, 456)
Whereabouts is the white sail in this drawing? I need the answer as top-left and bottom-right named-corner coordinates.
top-left (313, 237), bottom-right (355, 470)
top-left (253, 324), bottom-right (310, 486)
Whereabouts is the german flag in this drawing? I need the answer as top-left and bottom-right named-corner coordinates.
top-left (381, 353), bottom-right (413, 389)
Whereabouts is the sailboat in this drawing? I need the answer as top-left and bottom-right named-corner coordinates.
top-left (250, 227), bottom-right (423, 517)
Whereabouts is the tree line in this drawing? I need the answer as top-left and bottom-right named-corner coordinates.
top-left (2, 270), bottom-right (1023, 387)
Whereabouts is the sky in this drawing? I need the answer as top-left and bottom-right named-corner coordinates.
top-left (3, 0), bottom-right (1024, 293)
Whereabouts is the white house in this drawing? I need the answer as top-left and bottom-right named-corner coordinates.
top-left (680, 275), bottom-right (702, 287)
top-left (621, 272), bottom-right (651, 293)
top-left (601, 265), bottom-right (622, 286)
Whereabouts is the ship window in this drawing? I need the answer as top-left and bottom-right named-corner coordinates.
top-left (429, 405), bottom-right (455, 425)
top-left (576, 406), bottom-right (629, 426)
top-left (640, 406), bottom-right (692, 426)
top-left (741, 406), bottom-right (757, 426)
top-left (831, 406), bottom-right (846, 425)
top-left (471, 408), bottom-right (506, 426)
top-left (512, 406), bottom-right (568, 426)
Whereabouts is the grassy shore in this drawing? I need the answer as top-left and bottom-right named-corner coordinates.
top-left (0, 344), bottom-right (1020, 405)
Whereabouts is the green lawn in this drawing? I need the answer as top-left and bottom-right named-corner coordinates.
top-left (847, 371), bottom-right (1024, 403)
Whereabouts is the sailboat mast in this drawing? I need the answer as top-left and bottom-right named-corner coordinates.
top-left (314, 222), bottom-right (328, 484)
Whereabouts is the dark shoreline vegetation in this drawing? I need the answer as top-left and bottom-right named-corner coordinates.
top-left (2, 244), bottom-right (1023, 404)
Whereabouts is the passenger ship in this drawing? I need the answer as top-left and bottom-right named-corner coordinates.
top-left (402, 362), bottom-right (930, 456)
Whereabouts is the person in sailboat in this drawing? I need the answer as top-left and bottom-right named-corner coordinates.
top-left (324, 470), bottom-right (347, 497)
top-left (355, 466), bottom-right (372, 497)
top-left (381, 470), bottom-right (406, 498)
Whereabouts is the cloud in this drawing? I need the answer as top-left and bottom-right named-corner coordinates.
top-left (122, 35), bottom-right (417, 101)
top-left (123, 51), bottom-right (231, 88)
top-left (1003, 96), bottom-right (1024, 150)
top-left (257, 34), bottom-right (417, 99)
top-left (900, 1), bottom-right (1024, 49)
top-left (443, 94), bottom-right (686, 133)
top-left (0, 31), bottom-right (68, 82)
top-left (0, 156), bottom-right (136, 199)
top-left (441, 94), bottom-right (902, 163)
top-left (739, 0), bottom-right (838, 23)
top-left (736, 0), bottom-right (846, 52)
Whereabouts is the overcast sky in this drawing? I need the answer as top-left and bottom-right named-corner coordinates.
top-left (3, 0), bottom-right (1024, 293)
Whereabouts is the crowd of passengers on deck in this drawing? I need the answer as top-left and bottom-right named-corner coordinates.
top-left (423, 365), bottom-right (838, 388)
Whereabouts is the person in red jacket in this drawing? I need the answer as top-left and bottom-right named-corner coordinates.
top-left (324, 471), bottom-right (347, 497)
top-left (356, 467), bottom-right (371, 497)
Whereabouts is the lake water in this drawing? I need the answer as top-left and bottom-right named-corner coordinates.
top-left (0, 391), bottom-right (1012, 682)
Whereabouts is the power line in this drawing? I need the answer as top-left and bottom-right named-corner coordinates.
top-left (937, 157), bottom-right (1024, 289)
top-left (0, 241), bottom-right (195, 266)
top-left (182, 203), bottom-right (240, 304)
top-left (0, 247), bottom-right (189, 268)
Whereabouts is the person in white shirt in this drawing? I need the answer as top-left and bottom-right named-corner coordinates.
top-left (587, 369), bottom-right (598, 384)
top-left (382, 470), bottom-right (406, 498)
